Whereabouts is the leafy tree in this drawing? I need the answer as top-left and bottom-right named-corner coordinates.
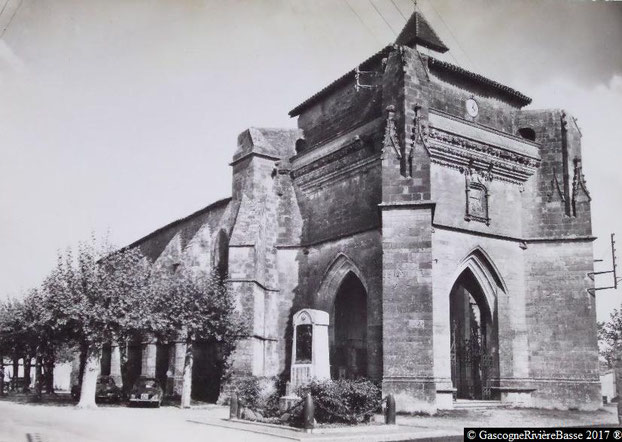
top-left (0, 234), bottom-right (246, 409)
top-left (598, 309), bottom-right (622, 369)
top-left (0, 297), bottom-right (35, 392)
top-left (152, 267), bottom-right (246, 407)
top-left (43, 238), bottom-right (154, 408)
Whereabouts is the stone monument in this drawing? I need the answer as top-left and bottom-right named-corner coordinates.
top-left (280, 309), bottom-right (330, 409)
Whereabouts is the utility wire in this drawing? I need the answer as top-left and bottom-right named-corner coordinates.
top-left (344, 0), bottom-right (382, 45)
top-left (0, 0), bottom-right (11, 23)
top-left (389, 0), bottom-right (408, 22)
top-left (422, 0), bottom-right (481, 71)
top-left (391, 0), bottom-right (460, 66)
top-left (368, 0), bottom-right (399, 37)
top-left (0, 0), bottom-right (23, 40)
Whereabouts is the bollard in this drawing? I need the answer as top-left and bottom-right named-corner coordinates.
top-left (303, 393), bottom-right (314, 431)
top-left (385, 394), bottom-right (396, 425)
top-left (229, 393), bottom-right (238, 419)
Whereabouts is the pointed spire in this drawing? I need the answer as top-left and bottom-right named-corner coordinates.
top-left (395, 10), bottom-right (449, 53)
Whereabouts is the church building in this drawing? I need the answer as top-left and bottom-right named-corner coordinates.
top-left (118, 11), bottom-right (600, 411)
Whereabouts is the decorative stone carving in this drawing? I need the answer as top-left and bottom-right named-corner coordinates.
top-left (424, 111), bottom-right (540, 185)
top-left (463, 165), bottom-right (491, 225)
top-left (382, 105), bottom-right (402, 160)
top-left (547, 169), bottom-right (566, 203)
top-left (572, 158), bottom-right (591, 202)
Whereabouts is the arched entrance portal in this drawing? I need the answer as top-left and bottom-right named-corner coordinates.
top-left (330, 272), bottom-right (368, 379)
top-left (449, 269), bottom-right (500, 400)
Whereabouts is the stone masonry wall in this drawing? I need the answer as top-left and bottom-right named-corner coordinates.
top-left (296, 70), bottom-right (383, 148)
top-left (524, 241), bottom-right (600, 410)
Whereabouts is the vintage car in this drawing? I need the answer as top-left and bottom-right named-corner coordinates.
top-left (128, 377), bottom-right (163, 407)
top-left (70, 375), bottom-right (122, 403)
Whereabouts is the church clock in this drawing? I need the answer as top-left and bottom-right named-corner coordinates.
top-left (466, 98), bottom-right (479, 117)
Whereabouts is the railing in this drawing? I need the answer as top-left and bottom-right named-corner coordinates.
top-left (228, 392), bottom-right (397, 430)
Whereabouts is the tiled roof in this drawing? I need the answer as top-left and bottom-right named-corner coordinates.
top-left (428, 57), bottom-right (532, 107)
top-left (288, 45), bottom-right (394, 117)
top-left (395, 11), bottom-right (449, 53)
top-left (125, 197), bottom-right (231, 252)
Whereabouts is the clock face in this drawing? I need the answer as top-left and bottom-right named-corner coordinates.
top-left (466, 98), bottom-right (479, 117)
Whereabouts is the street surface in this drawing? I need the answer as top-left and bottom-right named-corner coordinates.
top-left (0, 398), bottom-right (618, 442)
top-left (0, 401), bottom-right (275, 442)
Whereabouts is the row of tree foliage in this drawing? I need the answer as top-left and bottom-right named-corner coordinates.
top-left (0, 237), bottom-right (246, 408)
top-left (598, 308), bottom-right (622, 369)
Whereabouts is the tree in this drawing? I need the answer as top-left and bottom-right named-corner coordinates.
top-left (152, 268), bottom-right (246, 407)
top-left (0, 297), bottom-right (34, 392)
top-left (43, 238), bottom-right (154, 408)
top-left (598, 309), bottom-right (622, 369)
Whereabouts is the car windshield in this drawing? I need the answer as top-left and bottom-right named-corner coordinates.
top-left (141, 380), bottom-right (157, 388)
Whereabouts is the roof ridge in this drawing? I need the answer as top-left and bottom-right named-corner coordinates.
top-left (124, 197), bottom-right (232, 251)
top-left (289, 45), bottom-right (394, 117)
top-left (395, 10), bottom-right (449, 53)
top-left (427, 56), bottom-right (532, 107)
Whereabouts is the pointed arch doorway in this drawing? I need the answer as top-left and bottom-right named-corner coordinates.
top-left (449, 266), bottom-right (500, 400)
top-left (330, 272), bottom-right (368, 380)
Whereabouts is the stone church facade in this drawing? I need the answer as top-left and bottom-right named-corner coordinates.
top-left (118, 12), bottom-right (600, 411)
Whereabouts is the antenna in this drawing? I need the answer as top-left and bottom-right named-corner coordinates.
top-left (587, 233), bottom-right (619, 296)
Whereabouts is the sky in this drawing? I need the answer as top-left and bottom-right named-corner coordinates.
top-left (0, 0), bottom-right (621, 321)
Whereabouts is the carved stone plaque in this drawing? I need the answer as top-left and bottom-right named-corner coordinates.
top-left (465, 182), bottom-right (489, 225)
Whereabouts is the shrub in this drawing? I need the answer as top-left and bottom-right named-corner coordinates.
top-left (228, 376), bottom-right (281, 412)
top-left (297, 378), bottom-right (382, 424)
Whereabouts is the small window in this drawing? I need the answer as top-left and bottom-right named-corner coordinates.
top-left (518, 128), bottom-right (536, 141)
top-left (295, 138), bottom-right (307, 154)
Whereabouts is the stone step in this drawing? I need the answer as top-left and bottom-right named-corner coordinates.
top-left (453, 400), bottom-right (505, 409)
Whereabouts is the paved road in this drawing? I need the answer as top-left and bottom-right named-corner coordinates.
top-left (0, 402), bottom-right (277, 442)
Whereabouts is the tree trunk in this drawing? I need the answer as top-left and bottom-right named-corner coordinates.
top-left (119, 341), bottom-right (129, 396)
top-left (78, 344), bottom-right (88, 387)
top-left (0, 355), bottom-right (5, 397)
top-left (616, 353), bottom-right (622, 424)
top-left (180, 340), bottom-right (193, 408)
top-left (12, 354), bottom-right (18, 391)
top-left (77, 349), bottom-right (101, 409)
top-left (44, 357), bottom-right (55, 394)
top-left (23, 355), bottom-right (31, 392)
top-left (34, 354), bottom-right (42, 401)
top-left (109, 342), bottom-right (122, 390)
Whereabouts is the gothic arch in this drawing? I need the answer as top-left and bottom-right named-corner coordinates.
top-left (450, 247), bottom-right (507, 319)
top-left (212, 229), bottom-right (229, 279)
top-left (315, 253), bottom-right (370, 379)
top-left (449, 246), bottom-right (503, 399)
top-left (315, 253), bottom-right (368, 311)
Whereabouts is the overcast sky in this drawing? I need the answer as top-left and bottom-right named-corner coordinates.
top-left (1, 0), bottom-right (621, 321)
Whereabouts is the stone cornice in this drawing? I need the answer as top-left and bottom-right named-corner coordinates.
top-left (296, 154), bottom-right (380, 192)
top-left (290, 119), bottom-right (382, 177)
top-left (275, 226), bottom-right (380, 250)
top-left (429, 109), bottom-right (540, 148)
top-left (425, 127), bottom-right (540, 184)
top-left (425, 111), bottom-right (541, 185)
top-left (229, 151), bottom-right (281, 167)
top-left (433, 222), bottom-right (595, 244)
top-left (378, 201), bottom-right (436, 210)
